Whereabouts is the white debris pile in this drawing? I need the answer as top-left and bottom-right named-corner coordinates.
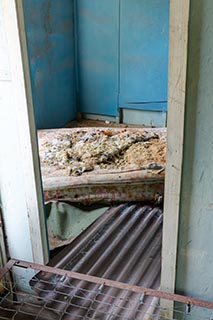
top-left (39, 129), bottom-right (166, 176)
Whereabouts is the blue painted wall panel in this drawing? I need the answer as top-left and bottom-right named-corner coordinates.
top-left (76, 0), bottom-right (119, 116)
top-left (24, 0), bottom-right (169, 123)
top-left (76, 0), bottom-right (169, 116)
top-left (23, 0), bottom-right (76, 129)
top-left (119, 0), bottom-right (169, 111)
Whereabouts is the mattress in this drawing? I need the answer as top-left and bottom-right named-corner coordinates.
top-left (38, 127), bottom-right (166, 204)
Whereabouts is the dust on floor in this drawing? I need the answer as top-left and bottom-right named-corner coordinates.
top-left (64, 118), bottom-right (147, 129)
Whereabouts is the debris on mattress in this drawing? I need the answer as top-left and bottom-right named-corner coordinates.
top-left (39, 128), bottom-right (166, 177)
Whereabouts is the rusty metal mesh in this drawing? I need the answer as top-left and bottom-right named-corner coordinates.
top-left (0, 261), bottom-right (213, 320)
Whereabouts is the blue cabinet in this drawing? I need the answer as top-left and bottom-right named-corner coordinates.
top-left (119, 0), bottom-right (169, 112)
top-left (76, 0), bottom-right (169, 117)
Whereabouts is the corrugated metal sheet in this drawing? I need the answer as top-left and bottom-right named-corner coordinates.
top-left (37, 203), bottom-right (163, 318)
top-left (50, 203), bottom-right (162, 290)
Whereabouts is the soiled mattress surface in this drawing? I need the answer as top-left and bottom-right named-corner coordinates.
top-left (38, 127), bottom-right (166, 204)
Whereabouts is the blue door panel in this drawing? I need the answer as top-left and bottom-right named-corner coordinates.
top-left (76, 0), bottom-right (119, 116)
top-left (23, 0), bottom-right (76, 129)
top-left (119, 0), bottom-right (169, 111)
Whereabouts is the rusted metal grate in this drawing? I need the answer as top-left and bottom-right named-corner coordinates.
top-left (0, 260), bottom-right (213, 319)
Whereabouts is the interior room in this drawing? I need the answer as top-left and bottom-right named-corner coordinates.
top-left (0, 0), bottom-right (213, 319)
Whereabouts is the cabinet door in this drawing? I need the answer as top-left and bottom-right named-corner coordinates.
top-left (76, 0), bottom-right (119, 116)
top-left (119, 0), bottom-right (169, 112)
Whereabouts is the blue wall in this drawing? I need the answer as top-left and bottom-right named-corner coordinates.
top-left (23, 0), bottom-right (76, 129)
top-left (76, 0), bottom-right (119, 116)
top-left (23, 1), bottom-right (169, 126)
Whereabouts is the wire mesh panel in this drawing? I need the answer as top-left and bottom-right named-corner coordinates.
top-left (0, 260), bottom-right (213, 320)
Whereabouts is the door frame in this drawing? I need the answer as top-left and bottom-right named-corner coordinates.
top-left (0, 0), bottom-right (48, 266)
top-left (0, 0), bottom-right (190, 298)
top-left (160, 0), bottom-right (190, 311)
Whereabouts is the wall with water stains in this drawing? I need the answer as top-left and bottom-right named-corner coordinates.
top-left (23, 0), bottom-right (169, 128)
top-left (23, 0), bottom-right (76, 129)
top-left (176, 1), bottom-right (213, 316)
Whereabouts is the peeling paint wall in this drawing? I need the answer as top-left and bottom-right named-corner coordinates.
top-left (176, 0), bottom-right (213, 314)
top-left (23, 1), bottom-right (169, 128)
top-left (23, 0), bottom-right (76, 129)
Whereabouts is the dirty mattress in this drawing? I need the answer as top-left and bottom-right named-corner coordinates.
top-left (38, 127), bottom-right (166, 204)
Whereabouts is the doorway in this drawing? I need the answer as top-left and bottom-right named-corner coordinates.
top-left (21, 0), bottom-right (169, 278)
top-left (0, 4), bottom-right (190, 314)
top-left (35, 9), bottom-right (168, 311)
